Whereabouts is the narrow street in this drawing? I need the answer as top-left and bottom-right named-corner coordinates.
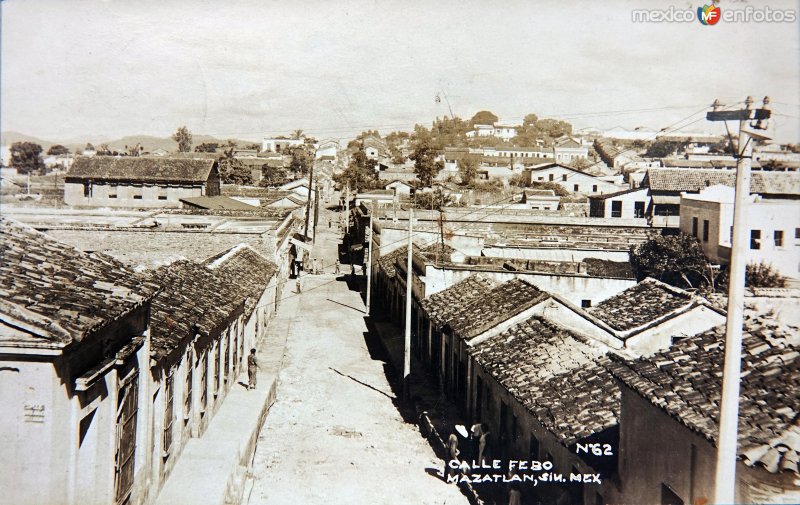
top-left (244, 219), bottom-right (469, 505)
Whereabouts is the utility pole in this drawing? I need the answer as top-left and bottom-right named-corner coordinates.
top-left (312, 180), bottom-right (320, 245)
top-left (403, 207), bottom-right (413, 401)
top-left (344, 184), bottom-right (350, 234)
top-left (707, 96), bottom-right (771, 504)
top-left (304, 157), bottom-right (315, 241)
top-left (365, 203), bottom-right (374, 314)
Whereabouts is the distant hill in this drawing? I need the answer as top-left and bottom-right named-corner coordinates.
top-left (2, 131), bottom-right (257, 154)
top-left (1, 131), bottom-right (58, 151)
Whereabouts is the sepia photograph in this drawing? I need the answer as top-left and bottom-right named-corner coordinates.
top-left (1, 0), bottom-right (799, 504)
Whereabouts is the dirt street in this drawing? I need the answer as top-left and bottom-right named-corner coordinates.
top-left (244, 217), bottom-right (468, 505)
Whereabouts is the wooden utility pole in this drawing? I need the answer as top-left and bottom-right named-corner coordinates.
top-left (365, 203), bottom-right (374, 314)
top-left (303, 158), bottom-right (315, 242)
top-left (708, 96), bottom-right (771, 504)
top-left (344, 184), bottom-right (350, 234)
top-left (312, 180), bottom-right (320, 245)
top-left (403, 207), bottom-right (413, 401)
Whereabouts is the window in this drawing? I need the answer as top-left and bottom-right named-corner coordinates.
top-left (184, 349), bottom-right (193, 422)
top-left (115, 371), bottom-right (139, 504)
top-left (133, 194), bottom-right (143, 200)
top-left (529, 434), bottom-right (539, 459)
top-left (796, 228), bottom-right (800, 240)
top-left (611, 201), bottom-right (622, 218)
top-left (549, 174), bottom-right (554, 181)
top-left (573, 184), bottom-right (579, 192)
top-left (581, 299), bottom-right (592, 308)
top-left (702, 220), bottom-right (709, 242)
top-left (158, 195), bottom-right (168, 201)
top-left (163, 370), bottom-right (174, 455)
top-left (592, 185), bottom-right (598, 192)
top-left (200, 352), bottom-right (208, 413)
top-left (83, 181), bottom-right (91, 197)
top-left (692, 217), bottom-right (698, 238)
top-left (109, 193), bottom-right (117, 199)
top-left (562, 174), bottom-right (567, 181)
top-left (634, 201), bottom-right (645, 218)
top-left (750, 229), bottom-right (761, 250)
top-left (775, 230), bottom-right (784, 247)
top-left (214, 341), bottom-right (221, 394)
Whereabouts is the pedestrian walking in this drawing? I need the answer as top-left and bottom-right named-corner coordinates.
top-left (478, 423), bottom-right (490, 464)
top-left (247, 348), bottom-right (258, 390)
top-left (312, 258), bottom-right (318, 274)
top-left (334, 259), bottom-right (341, 274)
top-left (446, 431), bottom-right (460, 478)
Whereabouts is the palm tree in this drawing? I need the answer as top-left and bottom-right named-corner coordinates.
top-left (292, 129), bottom-right (304, 140)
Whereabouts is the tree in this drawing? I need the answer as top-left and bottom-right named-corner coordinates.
top-left (10, 142), bottom-right (44, 174)
top-left (645, 140), bottom-right (682, 158)
top-left (218, 157), bottom-right (253, 185)
top-left (745, 262), bottom-right (787, 288)
top-left (96, 144), bottom-right (113, 156)
top-left (286, 145), bottom-right (312, 175)
top-left (47, 144), bottom-right (69, 156)
top-left (333, 149), bottom-right (380, 193)
top-left (195, 142), bottom-right (219, 153)
top-left (569, 158), bottom-right (593, 171)
top-left (523, 113), bottom-right (539, 126)
top-left (410, 136), bottom-right (442, 187)
top-left (291, 129), bottom-right (304, 140)
top-left (458, 154), bottom-right (480, 186)
top-left (470, 110), bottom-right (498, 126)
top-left (414, 188), bottom-right (454, 210)
top-left (630, 234), bottom-right (714, 289)
top-left (534, 118), bottom-right (572, 138)
top-left (172, 126), bottom-right (193, 152)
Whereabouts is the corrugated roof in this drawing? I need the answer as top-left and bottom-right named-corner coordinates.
top-left (588, 278), bottom-right (695, 334)
top-left (0, 218), bottom-right (159, 346)
top-left (67, 156), bottom-right (218, 183)
top-left (604, 316), bottom-right (800, 474)
top-left (470, 316), bottom-right (616, 445)
top-left (643, 168), bottom-right (800, 195)
top-left (180, 196), bottom-right (260, 211)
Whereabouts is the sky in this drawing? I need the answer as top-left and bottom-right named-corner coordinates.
top-left (2, 0), bottom-right (799, 144)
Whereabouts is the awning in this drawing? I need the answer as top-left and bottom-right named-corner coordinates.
top-left (651, 194), bottom-right (681, 205)
top-left (290, 237), bottom-right (313, 252)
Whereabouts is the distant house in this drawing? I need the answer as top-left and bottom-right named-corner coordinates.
top-left (64, 157), bottom-right (221, 208)
top-left (384, 179), bottom-right (413, 197)
top-left (589, 187), bottom-right (650, 219)
top-left (261, 138), bottom-right (304, 153)
top-left (150, 148), bottom-right (170, 157)
top-left (0, 218), bottom-right (159, 505)
top-left (526, 163), bottom-right (625, 195)
top-left (465, 123), bottom-right (519, 140)
top-left (520, 189), bottom-right (560, 210)
top-left (355, 189), bottom-right (395, 208)
top-left (642, 168), bottom-right (800, 228)
top-left (552, 136), bottom-right (589, 164)
top-left (680, 184), bottom-right (800, 280)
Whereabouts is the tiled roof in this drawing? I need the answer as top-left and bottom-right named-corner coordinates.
top-left (376, 245), bottom-right (408, 279)
top-left (419, 242), bottom-right (457, 263)
top-left (643, 168), bottom-right (800, 195)
top-left (146, 260), bottom-right (244, 361)
top-left (222, 185), bottom-right (282, 198)
top-left (0, 218), bottom-right (159, 346)
top-left (420, 274), bottom-right (497, 329)
top-left (588, 278), bottom-right (694, 333)
top-left (470, 316), bottom-right (616, 444)
top-left (604, 316), bottom-right (800, 474)
top-left (180, 196), bottom-right (260, 211)
top-left (205, 244), bottom-right (278, 317)
top-left (67, 157), bottom-right (217, 183)
top-left (446, 278), bottom-right (549, 340)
